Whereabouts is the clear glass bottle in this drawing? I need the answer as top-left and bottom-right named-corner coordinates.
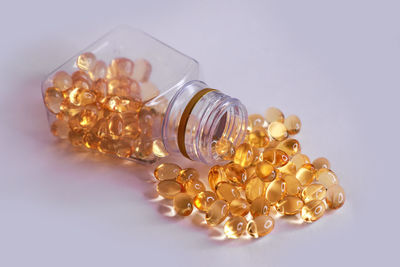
top-left (41, 26), bottom-right (247, 165)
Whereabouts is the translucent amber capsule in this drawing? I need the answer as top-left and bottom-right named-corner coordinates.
top-left (245, 177), bottom-right (265, 203)
top-left (276, 138), bottom-right (300, 157)
top-left (268, 122), bottom-right (288, 141)
top-left (193, 191), bottom-right (217, 212)
top-left (110, 57), bottom-right (135, 77)
top-left (152, 139), bottom-right (169, 158)
top-left (214, 138), bottom-right (235, 160)
top-left (291, 154), bottom-right (310, 170)
top-left (72, 70), bottom-right (91, 83)
top-left (225, 163), bottom-right (247, 187)
top-left (108, 113), bottom-right (123, 139)
top-left (249, 197), bottom-right (269, 217)
top-left (216, 182), bottom-right (240, 203)
top-left (301, 184), bottom-right (327, 203)
top-left (117, 97), bottom-right (142, 113)
top-left (91, 118), bottom-right (108, 138)
top-left (316, 168), bottom-right (338, 188)
top-left (53, 71), bottom-right (72, 91)
top-left (262, 149), bottom-right (289, 168)
top-left (276, 196), bottom-right (304, 215)
top-left (313, 157), bottom-right (331, 170)
top-left (83, 132), bottom-right (100, 149)
top-left (101, 96), bottom-right (122, 112)
top-left (230, 198), bottom-right (250, 216)
top-left (44, 87), bottom-right (64, 114)
top-left (246, 165), bottom-right (257, 180)
top-left (69, 88), bottom-right (96, 106)
top-left (121, 112), bottom-right (140, 138)
top-left (224, 216), bottom-right (247, 239)
top-left (50, 119), bottom-right (70, 139)
top-left (284, 115), bottom-right (301, 135)
top-left (208, 165), bottom-right (229, 191)
top-left (154, 163), bottom-right (181, 181)
top-left (89, 60), bottom-right (107, 80)
top-left (255, 161), bottom-right (276, 182)
top-left (265, 107), bottom-right (284, 123)
top-left (77, 52), bottom-right (96, 71)
top-left (132, 58), bottom-right (152, 82)
top-left (132, 136), bottom-right (154, 159)
top-left (98, 137), bottom-right (116, 154)
top-left (92, 78), bottom-right (108, 98)
top-left (185, 178), bottom-right (205, 197)
top-left (283, 175), bottom-right (302, 196)
top-left (247, 215), bottom-right (274, 238)
top-left (115, 137), bottom-right (133, 158)
top-left (248, 114), bottom-right (266, 131)
top-left (140, 81), bottom-right (160, 102)
top-left (326, 184), bottom-right (345, 209)
top-left (265, 179), bottom-right (286, 205)
top-left (79, 109), bottom-right (97, 128)
top-left (157, 180), bottom-right (183, 199)
top-left (72, 77), bottom-right (91, 90)
top-left (296, 163), bottom-right (316, 186)
top-left (177, 168), bottom-right (199, 184)
top-left (173, 193), bottom-right (193, 216)
top-left (301, 200), bottom-right (326, 222)
top-left (278, 161), bottom-right (297, 176)
top-left (205, 200), bottom-right (229, 226)
top-left (234, 143), bottom-right (255, 168)
top-left (247, 127), bottom-right (270, 148)
top-left (68, 129), bottom-right (84, 147)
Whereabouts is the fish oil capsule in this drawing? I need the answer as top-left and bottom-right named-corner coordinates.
top-left (156, 180), bottom-right (183, 199)
top-left (278, 161), bottom-right (297, 176)
top-left (53, 71), bottom-right (72, 91)
top-left (91, 118), bottom-right (109, 138)
top-left (225, 163), bottom-right (247, 187)
top-left (247, 215), bottom-right (275, 238)
top-left (92, 78), bottom-right (108, 98)
top-left (154, 163), bottom-right (181, 181)
top-left (315, 168), bottom-right (339, 188)
top-left (132, 58), bottom-right (152, 82)
top-left (326, 184), bottom-right (345, 209)
top-left (185, 178), bottom-right (206, 197)
top-left (101, 96), bottom-right (122, 112)
top-left (262, 149), bottom-right (289, 168)
top-left (77, 52), bottom-right (96, 71)
top-left (250, 197), bottom-right (269, 217)
top-left (245, 177), bottom-right (265, 203)
top-left (152, 139), bottom-right (169, 158)
top-left (68, 129), bottom-right (85, 147)
top-left (98, 137), bottom-right (116, 154)
top-left (268, 122), bottom-right (288, 141)
top-left (230, 198), bottom-right (250, 216)
top-left (121, 112), bottom-right (140, 138)
top-left (110, 57), bottom-right (135, 77)
top-left (71, 70), bottom-right (91, 83)
top-left (208, 165), bottom-right (229, 191)
top-left (296, 163), bottom-right (316, 186)
top-left (50, 119), bottom-right (70, 139)
top-left (301, 184), bottom-right (327, 203)
top-left (173, 193), bottom-right (193, 216)
top-left (276, 138), bottom-right (301, 157)
top-left (301, 200), bottom-right (326, 222)
top-left (247, 127), bottom-right (270, 148)
top-left (177, 168), bottom-right (199, 184)
top-left (89, 60), bottom-right (107, 80)
top-left (276, 196), bottom-right (304, 215)
top-left (205, 200), bottom-right (229, 226)
top-left (140, 82), bottom-right (160, 102)
top-left (72, 77), bottom-right (91, 90)
top-left (246, 165), bottom-right (258, 180)
top-left (115, 137), bottom-right (134, 158)
top-left (255, 161), bottom-right (276, 182)
top-left (132, 136), bottom-right (154, 160)
top-left (224, 216), bottom-right (247, 239)
top-left (312, 157), bottom-right (331, 170)
top-left (265, 179), bottom-right (286, 205)
top-left (282, 175), bottom-right (302, 196)
top-left (234, 143), bottom-right (255, 168)
top-left (108, 113), bottom-right (123, 139)
top-left (265, 107), bottom-right (284, 123)
top-left (214, 138), bottom-right (235, 160)
top-left (194, 191), bottom-right (217, 212)
top-left (44, 87), bottom-right (64, 114)
top-left (83, 132), bottom-right (100, 150)
top-left (216, 182), bottom-right (241, 203)
top-left (248, 114), bottom-right (267, 131)
top-left (291, 154), bottom-right (311, 171)
top-left (284, 115), bottom-right (301, 135)
top-left (69, 88), bottom-right (96, 106)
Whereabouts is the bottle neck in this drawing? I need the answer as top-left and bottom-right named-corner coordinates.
top-left (162, 80), bottom-right (248, 165)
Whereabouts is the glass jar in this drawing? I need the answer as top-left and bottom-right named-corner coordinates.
top-left (41, 26), bottom-right (248, 165)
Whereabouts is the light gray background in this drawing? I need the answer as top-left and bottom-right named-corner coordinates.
top-left (0, 1), bottom-right (398, 266)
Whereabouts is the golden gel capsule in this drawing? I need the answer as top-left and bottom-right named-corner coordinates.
top-left (205, 200), bottom-right (229, 226)
top-left (268, 122), bottom-right (288, 141)
top-left (316, 168), bottom-right (339, 188)
top-left (265, 107), bottom-right (284, 123)
top-left (216, 182), bottom-right (241, 203)
top-left (53, 71), bottom-right (72, 91)
top-left (245, 177), bottom-right (265, 203)
top-left (98, 137), bottom-right (116, 154)
top-left (44, 87), bottom-right (64, 114)
top-left (208, 165), bottom-right (229, 191)
top-left (89, 60), bottom-right (107, 80)
top-left (185, 178), bottom-right (206, 197)
top-left (296, 163), bottom-right (316, 186)
top-left (173, 193), bottom-right (193, 216)
top-left (262, 149), bottom-right (289, 168)
top-left (282, 175), bottom-right (302, 196)
top-left (224, 216), bottom-right (247, 239)
top-left (50, 119), bottom-right (70, 139)
top-left (247, 127), bottom-right (270, 148)
top-left (277, 161), bottom-right (297, 176)
top-left (234, 143), bottom-right (255, 168)
top-left (68, 129), bottom-right (85, 147)
top-left (132, 58), bottom-right (152, 82)
top-left (230, 198), bottom-right (250, 217)
top-left (276, 138), bottom-right (300, 157)
top-left (154, 163), bottom-right (181, 181)
top-left (225, 163), bottom-right (247, 187)
top-left (250, 197), bottom-right (270, 217)
top-left (326, 184), bottom-right (345, 209)
top-left (194, 191), bottom-right (217, 212)
top-left (115, 137), bottom-right (133, 158)
top-left (301, 184), bottom-right (327, 203)
top-left (265, 179), bottom-right (286, 205)
top-left (291, 153), bottom-right (311, 171)
top-left (108, 113), bottom-right (123, 139)
top-left (276, 196), bottom-right (304, 215)
top-left (248, 114), bottom-right (267, 131)
top-left (156, 180), bottom-right (183, 199)
top-left (83, 132), bottom-right (100, 150)
top-left (152, 139), bottom-right (169, 158)
top-left (246, 165), bottom-right (258, 180)
top-left (247, 215), bottom-right (275, 238)
top-left (312, 157), bottom-right (331, 170)
top-left (284, 115), bottom-right (301, 135)
top-left (255, 161), bottom-right (276, 182)
top-left (77, 52), bottom-right (96, 71)
top-left (301, 200), bottom-right (326, 222)
top-left (69, 87), bottom-right (96, 106)
top-left (214, 138), bottom-right (235, 160)
top-left (110, 57), bottom-right (135, 77)
top-left (177, 168), bottom-right (199, 184)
